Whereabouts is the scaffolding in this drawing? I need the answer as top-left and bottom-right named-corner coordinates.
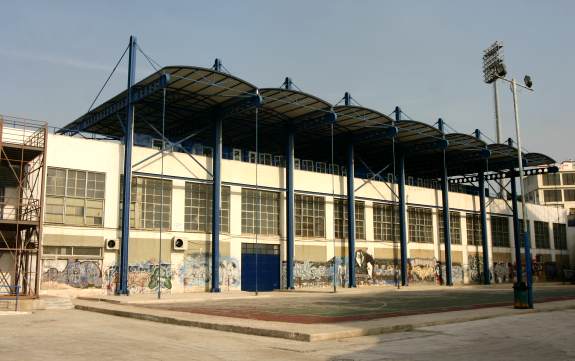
top-left (0, 115), bottom-right (47, 299)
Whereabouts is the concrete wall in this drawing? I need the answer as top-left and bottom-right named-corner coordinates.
top-left (38, 134), bottom-right (573, 295)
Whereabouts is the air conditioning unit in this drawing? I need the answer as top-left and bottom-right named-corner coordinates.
top-left (105, 239), bottom-right (119, 251)
top-left (172, 237), bottom-right (187, 251)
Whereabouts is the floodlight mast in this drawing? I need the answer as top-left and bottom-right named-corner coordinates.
top-left (483, 41), bottom-right (505, 142)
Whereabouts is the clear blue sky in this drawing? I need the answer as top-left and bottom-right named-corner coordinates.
top-left (1, 1), bottom-right (573, 161)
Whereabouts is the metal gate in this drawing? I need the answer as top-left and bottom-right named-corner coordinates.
top-left (241, 243), bottom-right (279, 292)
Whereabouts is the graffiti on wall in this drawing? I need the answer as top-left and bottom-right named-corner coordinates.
top-left (408, 258), bottom-right (436, 283)
top-left (284, 257), bottom-right (346, 288)
top-left (105, 261), bottom-right (172, 294)
top-left (439, 264), bottom-right (464, 285)
top-left (42, 259), bottom-right (102, 289)
top-left (177, 253), bottom-right (240, 291)
top-left (493, 262), bottom-right (513, 283)
top-left (286, 250), bottom-right (403, 288)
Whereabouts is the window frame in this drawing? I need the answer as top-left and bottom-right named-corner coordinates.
top-left (45, 167), bottom-right (105, 227)
top-left (553, 223), bottom-right (567, 250)
top-left (295, 194), bottom-right (325, 238)
top-left (437, 210), bottom-right (462, 245)
top-left (127, 176), bottom-right (172, 231)
top-left (184, 182), bottom-right (230, 233)
top-left (241, 188), bottom-right (280, 236)
top-left (534, 221), bottom-right (550, 249)
top-left (466, 213), bottom-right (482, 246)
top-left (490, 215), bottom-right (510, 248)
top-left (408, 207), bottom-right (433, 243)
top-left (373, 203), bottom-right (399, 242)
top-left (333, 199), bottom-right (365, 240)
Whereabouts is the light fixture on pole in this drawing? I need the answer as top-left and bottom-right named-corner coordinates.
top-left (497, 73), bottom-right (535, 309)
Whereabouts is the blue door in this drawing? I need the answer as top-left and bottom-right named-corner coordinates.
top-left (241, 243), bottom-right (280, 292)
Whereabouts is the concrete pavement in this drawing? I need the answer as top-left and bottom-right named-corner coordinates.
top-left (2, 308), bottom-right (575, 360)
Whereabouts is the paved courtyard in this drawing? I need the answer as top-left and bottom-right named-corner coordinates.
top-left (137, 285), bottom-right (575, 324)
top-left (2, 307), bottom-right (575, 361)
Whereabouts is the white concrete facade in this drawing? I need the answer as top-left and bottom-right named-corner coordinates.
top-left (14, 133), bottom-right (571, 295)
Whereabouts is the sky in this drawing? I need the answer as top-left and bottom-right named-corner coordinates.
top-left (1, 1), bottom-right (573, 162)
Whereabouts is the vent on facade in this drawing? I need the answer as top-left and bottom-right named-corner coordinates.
top-left (105, 239), bottom-right (119, 250)
top-left (173, 237), bottom-right (187, 251)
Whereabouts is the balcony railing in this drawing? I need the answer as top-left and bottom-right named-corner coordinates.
top-left (0, 115), bottom-right (47, 148)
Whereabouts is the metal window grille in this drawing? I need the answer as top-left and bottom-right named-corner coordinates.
top-left (562, 173), bottom-right (575, 185)
top-left (542, 173), bottom-right (561, 186)
top-left (490, 216), bottom-right (510, 247)
top-left (295, 194), bottom-right (325, 238)
top-left (241, 188), bottom-right (280, 235)
top-left (553, 223), bottom-right (567, 250)
top-left (333, 199), bottom-right (365, 240)
top-left (438, 211), bottom-right (462, 245)
top-left (543, 189), bottom-right (562, 203)
top-left (45, 167), bottom-right (105, 226)
top-left (130, 177), bottom-right (171, 230)
top-left (534, 221), bottom-right (550, 249)
top-left (184, 182), bottom-right (230, 233)
top-left (373, 203), bottom-right (399, 242)
top-left (466, 213), bottom-right (482, 246)
top-left (408, 207), bottom-right (433, 243)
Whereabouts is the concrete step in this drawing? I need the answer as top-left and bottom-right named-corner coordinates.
top-left (42, 296), bottom-right (74, 310)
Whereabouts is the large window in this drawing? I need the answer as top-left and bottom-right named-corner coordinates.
top-left (295, 194), bottom-right (325, 238)
top-left (373, 203), bottom-right (399, 242)
top-left (564, 189), bottom-right (575, 202)
top-left (491, 216), bottom-right (510, 247)
top-left (45, 168), bottom-right (105, 226)
top-left (129, 177), bottom-right (171, 230)
top-left (554, 223), bottom-right (567, 250)
top-left (466, 213), bottom-right (482, 246)
top-left (408, 207), bottom-right (433, 243)
top-left (543, 190), bottom-right (562, 203)
top-left (542, 173), bottom-right (561, 186)
top-left (241, 189), bottom-right (280, 235)
top-left (184, 182), bottom-right (230, 233)
top-left (333, 199), bottom-right (365, 240)
top-left (437, 211), bottom-right (461, 245)
top-left (562, 173), bottom-right (575, 185)
top-left (534, 221), bottom-right (550, 249)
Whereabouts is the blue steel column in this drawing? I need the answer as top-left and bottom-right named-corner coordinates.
top-left (478, 171), bottom-right (490, 284)
top-left (211, 116), bottom-right (222, 292)
top-left (438, 119), bottom-right (453, 286)
top-left (475, 130), bottom-right (490, 285)
top-left (286, 125), bottom-right (295, 289)
top-left (395, 106), bottom-right (408, 286)
top-left (508, 138), bottom-right (523, 283)
top-left (118, 35), bottom-right (137, 295)
top-left (347, 141), bottom-right (356, 288)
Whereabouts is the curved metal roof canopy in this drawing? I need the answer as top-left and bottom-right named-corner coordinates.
top-left (61, 65), bottom-right (556, 179)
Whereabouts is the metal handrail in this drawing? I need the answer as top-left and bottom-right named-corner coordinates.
top-left (0, 197), bottom-right (41, 222)
top-left (0, 115), bottom-right (47, 148)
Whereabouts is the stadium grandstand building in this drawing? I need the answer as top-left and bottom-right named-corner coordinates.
top-left (0, 42), bottom-right (572, 297)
